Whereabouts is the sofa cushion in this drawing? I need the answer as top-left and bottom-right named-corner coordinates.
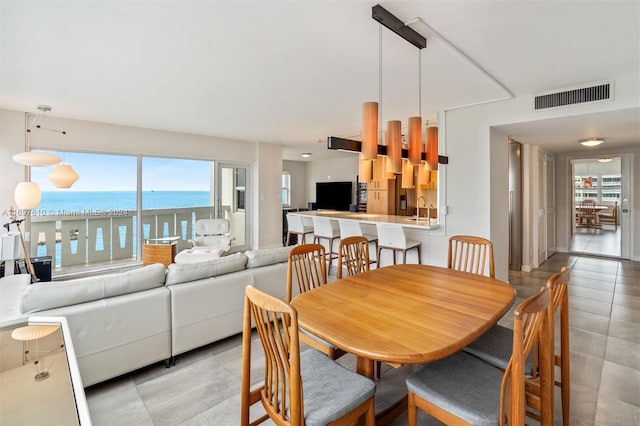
top-left (165, 252), bottom-right (248, 286)
top-left (245, 246), bottom-right (292, 268)
top-left (20, 263), bottom-right (167, 314)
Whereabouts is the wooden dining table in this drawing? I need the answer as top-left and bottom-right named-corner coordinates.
top-left (290, 264), bottom-right (516, 424)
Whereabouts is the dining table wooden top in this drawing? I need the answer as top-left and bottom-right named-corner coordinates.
top-left (290, 264), bottom-right (516, 367)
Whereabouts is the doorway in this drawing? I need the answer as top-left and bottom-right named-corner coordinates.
top-left (216, 163), bottom-right (251, 252)
top-left (569, 157), bottom-right (622, 257)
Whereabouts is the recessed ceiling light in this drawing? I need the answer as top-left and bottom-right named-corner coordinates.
top-left (301, 153), bottom-right (311, 158)
top-left (598, 158), bottom-right (613, 163)
top-left (579, 138), bottom-right (604, 147)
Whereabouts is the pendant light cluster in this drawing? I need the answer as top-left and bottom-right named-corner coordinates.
top-left (12, 105), bottom-right (79, 210)
top-left (359, 5), bottom-right (438, 189)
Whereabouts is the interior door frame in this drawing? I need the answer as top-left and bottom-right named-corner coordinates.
top-left (567, 153), bottom-right (632, 259)
top-left (214, 162), bottom-right (251, 253)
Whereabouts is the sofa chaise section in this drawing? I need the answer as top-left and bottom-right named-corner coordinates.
top-left (17, 264), bottom-right (170, 387)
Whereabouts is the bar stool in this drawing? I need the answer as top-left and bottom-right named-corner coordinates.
top-left (376, 223), bottom-right (421, 267)
top-left (338, 220), bottom-right (378, 264)
top-left (312, 216), bottom-right (340, 275)
top-left (285, 213), bottom-right (314, 246)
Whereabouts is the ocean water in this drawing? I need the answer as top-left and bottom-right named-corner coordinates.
top-left (38, 190), bottom-right (212, 213)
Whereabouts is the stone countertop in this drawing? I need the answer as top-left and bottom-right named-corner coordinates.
top-left (286, 210), bottom-right (440, 230)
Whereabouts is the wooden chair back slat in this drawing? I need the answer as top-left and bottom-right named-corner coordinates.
top-left (337, 236), bottom-right (370, 279)
top-left (448, 235), bottom-right (495, 278)
top-left (286, 244), bottom-right (327, 302)
top-left (501, 287), bottom-right (551, 426)
top-left (241, 286), bottom-right (303, 425)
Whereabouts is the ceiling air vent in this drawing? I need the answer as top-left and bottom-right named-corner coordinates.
top-left (534, 82), bottom-right (612, 110)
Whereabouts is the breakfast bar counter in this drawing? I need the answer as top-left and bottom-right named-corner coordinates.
top-left (286, 210), bottom-right (444, 265)
top-left (286, 210), bottom-right (441, 230)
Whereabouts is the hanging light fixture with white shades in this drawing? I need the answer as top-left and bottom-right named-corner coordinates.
top-left (13, 105), bottom-right (79, 189)
top-left (14, 182), bottom-right (42, 210)
top-left (13, 105), bottom-right (62, 166)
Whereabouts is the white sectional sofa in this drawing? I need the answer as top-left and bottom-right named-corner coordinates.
top-left (0, 246), bottom-right (292, 387)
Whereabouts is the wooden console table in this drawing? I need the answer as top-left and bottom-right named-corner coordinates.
top-left (142, 237), bottom-right (179, 267)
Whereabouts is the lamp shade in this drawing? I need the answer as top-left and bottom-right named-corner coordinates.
top-left (426, 126), bottom-right (438, 170)
top-left (386, 120), bottom-right (402, 174)
top-left (358, 154), bottom-right (373, 184)
top-left (361, 102), bottom-right (378, 160)
top-left (408, 117), bottom-right (422, 165)
top-left (401, 159), bottom-right (415, 189)
top-left (11, 325), bottom-right (59, 341)
top-left (12, 151), bottom-right (61, 167)
top-left (14, 182), bottom-right (42, 209)
top-left (48, 164), bottom-right (79, 188)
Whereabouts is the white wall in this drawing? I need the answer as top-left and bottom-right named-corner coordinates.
top-left (1, 108), bottom-right (283, 250)
top-left (445, 72), bottom-right (639, 279)
top-left (255, 142), bottom-right (284, 248)
top-left (283, 160), bottom-right (308, 209)
top-left (306, 155), bottom-right (359, 206)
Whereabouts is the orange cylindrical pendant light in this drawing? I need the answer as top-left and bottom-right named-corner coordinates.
top-left (362, 102), bottom-right (378, 160)
top-left (386, 120), bottom-right (402, 174)
top-left (408, 116), bottom-right (422, 165)
top-left (426, 126), bottom-right (439, 170)
top-left (359, 154), bottom-right (373, 184)
top-left (401, 159), bottom-right (415, 189)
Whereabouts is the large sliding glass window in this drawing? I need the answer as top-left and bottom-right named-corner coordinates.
top-left (30, 152), bottom-right (137, 270)
top-left (141, 157), bottom-right (214, 253)
top-left (30, 152), bottom-right (250, 275)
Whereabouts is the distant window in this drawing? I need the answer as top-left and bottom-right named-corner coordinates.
top-left (282, 173), bottom-right (291, 206)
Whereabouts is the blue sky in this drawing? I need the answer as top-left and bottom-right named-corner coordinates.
top-left (31, 152), bottom-right (213, 191)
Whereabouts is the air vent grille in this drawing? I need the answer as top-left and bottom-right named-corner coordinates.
top-left (534, 83), bottom-right (610, 110)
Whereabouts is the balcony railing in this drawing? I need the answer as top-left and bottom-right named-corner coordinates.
top-left (30, 206), bottom-right (214, 269)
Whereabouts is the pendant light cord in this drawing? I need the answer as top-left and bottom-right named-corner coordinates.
top-left (418, 49), bottom-right (422, 117)
top-left (379, 24), bottom-right (383, 137)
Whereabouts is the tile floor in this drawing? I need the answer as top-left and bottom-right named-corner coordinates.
top-left (569, 225), bottom-right (621, 257)
top-left (85, 253), bottom-right (640, 425)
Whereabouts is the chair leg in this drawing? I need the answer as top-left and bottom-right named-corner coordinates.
top-left (416, 245), bottom-right (422, 264)
top-left (377, 246), bottom-right (383, 268)
top-left (407, 392), bottom-right (418, 426)
top-left (393, 249), bottom-right (397, 265)
top-left (402, 249), bottom-right (407, 264)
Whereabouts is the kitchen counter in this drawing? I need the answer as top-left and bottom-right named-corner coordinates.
top-left (285, 210), bottom-right (444, 266)
top-left (287, 210), bottom-right (441, 230)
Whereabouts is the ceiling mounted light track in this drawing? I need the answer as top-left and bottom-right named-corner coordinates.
top-left (371, 4), bottom-right (426, 49)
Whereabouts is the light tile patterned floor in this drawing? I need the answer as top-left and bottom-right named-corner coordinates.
top-left (85, 253), bottom-right (640, 425)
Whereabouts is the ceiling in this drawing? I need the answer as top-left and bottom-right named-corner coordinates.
top-left (1, 1), bottom-right (638, 161)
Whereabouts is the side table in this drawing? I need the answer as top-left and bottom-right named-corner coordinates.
top-left (142, 237), bottom-right (180, 267)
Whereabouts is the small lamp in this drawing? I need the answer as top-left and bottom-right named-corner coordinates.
top-left (14, 182), bottom-right (42, 210)
top-left (48, 164), bottom-right (79, 188)
top-left (11, 325), bottom-right (59, 381)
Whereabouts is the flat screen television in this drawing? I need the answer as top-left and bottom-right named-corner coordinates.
top-left (315, 181), bottom-right (352, 211)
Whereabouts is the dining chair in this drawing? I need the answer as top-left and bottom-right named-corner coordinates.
top-left (597, 202), bottom-right (618, 230)
top-left (447, 235), bottom-right (495, 278)
top-left (337, 236), bottom-right (370, 279)
top-left (240, 285), bottom-right (376, 426)
top-left (577, 199), bottom-right (599, 228)
top-left (338, 220), bottom-right (378, 257)
top-left (406, 285), bottom-right (554, 426)
top-left (312, 216), bottom-right (340, 275)
top-left (286, 213), bottom-right (314, 246)
top-left (463, 266), bottom-right (570, 425)
top-left (286, 243), bottom-right (346, 360)
top-left (375, 223), bottom-right (421, 267)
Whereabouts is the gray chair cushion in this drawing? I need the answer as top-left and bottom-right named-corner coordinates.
top-left (463, 324), bottom-right (533, 375)
top-left (406, 351), bottom-right (504, 426)
top-left (300, 349), bottom-right (375, 426)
